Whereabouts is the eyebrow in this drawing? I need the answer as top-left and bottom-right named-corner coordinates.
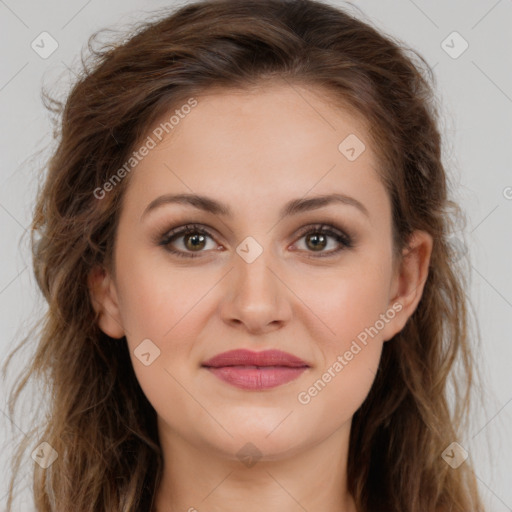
top-left (141, 192), bottom-right (370, 221)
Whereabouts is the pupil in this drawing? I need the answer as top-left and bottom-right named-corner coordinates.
top-left (186, 233), bottom-right (205, 250)
top-left (184, 232), bottom-right (328, 252)
top-left (308, 233), bottom-right (326, 251)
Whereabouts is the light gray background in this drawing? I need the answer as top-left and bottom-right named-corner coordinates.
top-left (0, 0), bottom-right (511, 510)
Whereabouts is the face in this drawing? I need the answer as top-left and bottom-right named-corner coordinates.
top-left (89, 83), bottom-right (431, 462)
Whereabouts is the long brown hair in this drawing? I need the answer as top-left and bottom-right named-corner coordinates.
top-left (3, 0), bottom-right (486, 510)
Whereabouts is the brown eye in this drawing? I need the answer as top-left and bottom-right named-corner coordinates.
top-left (183, 232), bottom-right (207, 251)
top-left (305, 232), bottom-right (328, 251)
top-left (158, 222), bottom-right (353, 260)
top-left (294, 224), bottom-right (354, 257)
top-left (159, 224), bottom-right (217, 258)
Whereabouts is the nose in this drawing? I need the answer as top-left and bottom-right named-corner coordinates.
top-left (219, 249), bottom-right (293, 335)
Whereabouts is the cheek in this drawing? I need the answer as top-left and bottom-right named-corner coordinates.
top-left (115, 252), bottom-right (212, 387)
top-left (296, 269), bottom-right (388, 424)
top-left (295, 339), bottom-right (382, 441)
top-left (294, 259), bottom-right (391, 345)
top-left (294, 261), bottom-right (389, 405)
top-left (116, 247), bottom-right (207, 341)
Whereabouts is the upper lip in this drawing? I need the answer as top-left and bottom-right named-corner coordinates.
top-left (202, 349), bottom-right (310, 368)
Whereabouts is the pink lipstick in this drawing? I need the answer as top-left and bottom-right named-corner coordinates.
top-left (201, 349), bottom-right (309, 390)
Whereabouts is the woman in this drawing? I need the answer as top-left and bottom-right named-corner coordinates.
top-left (3, 0), bottom-right (486, 510)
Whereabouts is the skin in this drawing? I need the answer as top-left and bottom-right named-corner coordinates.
top-left (89, 82), bottom-right (432, 512)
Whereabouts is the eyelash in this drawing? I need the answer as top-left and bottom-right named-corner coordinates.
top-left (158, 223), bottom-right (354, 259)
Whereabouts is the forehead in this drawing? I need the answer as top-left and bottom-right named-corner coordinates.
top-left (121, 84), bottom-right (388, 223)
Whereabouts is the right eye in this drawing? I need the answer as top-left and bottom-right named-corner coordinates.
top-left (159, 223), bottom-right (220, 258)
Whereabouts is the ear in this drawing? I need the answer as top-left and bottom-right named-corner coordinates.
top-left (87, 265), bottom-right (125, 339)
top-left (381, 230), bottom-right (433, 342)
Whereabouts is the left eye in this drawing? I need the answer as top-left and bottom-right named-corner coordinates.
top-left (159, 223), bottom-right (353, 259)
top-left (292, 224), bottom-right (353, 257)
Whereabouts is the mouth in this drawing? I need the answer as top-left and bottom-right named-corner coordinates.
top-left (201, 349), bottom-right (310, 390)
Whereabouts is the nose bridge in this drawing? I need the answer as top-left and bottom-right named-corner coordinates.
top-left (233, 239), bottom-right (280, 304)
top-left (220, 236), bottom-right (292, 331)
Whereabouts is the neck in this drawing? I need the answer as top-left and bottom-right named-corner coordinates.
top-left (153, 419), bottom-right (357, 512)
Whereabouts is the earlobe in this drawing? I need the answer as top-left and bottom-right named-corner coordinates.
top-left (382, 230), bottom-right (433, 342)
top-left (87, 265), bottom-right (125, 339)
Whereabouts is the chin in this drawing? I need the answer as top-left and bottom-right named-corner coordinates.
top-left (211, 423), bottom-right (311, 462)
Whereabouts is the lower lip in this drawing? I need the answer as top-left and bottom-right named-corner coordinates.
top-left (204, 366), bottom-right (308, 390)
